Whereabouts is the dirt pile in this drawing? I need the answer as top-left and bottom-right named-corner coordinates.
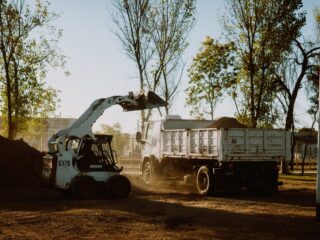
top-left (0, 135), bottom-right (44, 189)
top-left (208, 117), bottom-right (247, 128)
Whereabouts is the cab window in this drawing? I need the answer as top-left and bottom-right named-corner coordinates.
top-left (66, 138), bottom-right (80, 152)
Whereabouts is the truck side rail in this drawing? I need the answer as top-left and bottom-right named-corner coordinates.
top-left (161, 128), bottom-right (219, 159)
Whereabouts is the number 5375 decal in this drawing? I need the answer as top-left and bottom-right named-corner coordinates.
top-left (58, 160), bottom-right (70, 167)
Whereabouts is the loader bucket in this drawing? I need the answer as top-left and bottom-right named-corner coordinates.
top-left (120, 91), bottom-right (166, 111)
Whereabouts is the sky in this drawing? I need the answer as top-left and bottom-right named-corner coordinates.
top-left (45, 0), bottom-right (320, 133)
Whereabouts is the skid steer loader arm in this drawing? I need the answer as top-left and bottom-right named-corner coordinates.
top-left (48, 91), bottom-right (166, 153)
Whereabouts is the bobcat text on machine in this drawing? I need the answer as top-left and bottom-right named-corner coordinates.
top-left (42, 91), bottom-right (166, 198)
top-left (136, 115), bottom-right (290, 195)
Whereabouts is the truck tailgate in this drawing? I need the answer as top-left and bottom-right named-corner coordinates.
top-left (222, 129), bottom-right (290, 161)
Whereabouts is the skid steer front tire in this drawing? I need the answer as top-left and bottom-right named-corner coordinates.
top-left (106, 175), bottom-right (131, 198)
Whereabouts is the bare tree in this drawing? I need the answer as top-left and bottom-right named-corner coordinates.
top-left (146, 0), bottom-right (196, 115)
top-left (276, 40), bottom-right (320, 131)
top-left (275, 40), bottom-right (320, 173)
top-left (111, 0), bottom-right (153, 131)
top-left (111, 0), bottom-right (196, 122)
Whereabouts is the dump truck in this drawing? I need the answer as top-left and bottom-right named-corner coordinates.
top-left (136, 115), bottom-right (290, 195)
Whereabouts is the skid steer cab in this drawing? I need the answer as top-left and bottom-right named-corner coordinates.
top-left (43, 134), bottom-right (130, 199)
top-left (42, 91), bottom-right (167, 199)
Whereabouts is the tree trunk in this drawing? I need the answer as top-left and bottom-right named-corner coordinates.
top-left (249, 68), bottom-right (256, 128)
top-left (12, 58), bottom-right (20, 139)
top-left (289, 129), bottom-right (296, 171)
top-left (4, 61), bottom-right (14, 139)
top-left (282, 71), bottom-right (304, 174)
top-left (138, 64), bottom-right (146, 134)
top-left (285, 100), bottom-right (295, 130)
top-left (301, 143), bottom-right (308, 176)
top-left (165, 105), bottom-right (169, 115)
top-left (301, 113), bottom-right (317, 175)
top-left (282, 67), bottom-right (306, 173)
top-left (5, 79), bottom-right (13, 139)
top-left (281, 101), bottom-right (295, 174)
top-left (140, 109), bottom-right (145, 133)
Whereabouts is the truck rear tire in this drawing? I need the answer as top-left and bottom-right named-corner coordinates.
top-left (196, 166), bottom-right (213, 196)
top-left (142, 160), bottom-right (155, 185)
top-left (106, 175), bottom-right (131, 198)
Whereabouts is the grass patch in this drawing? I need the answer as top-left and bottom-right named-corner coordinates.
top-left (279, 174), bottom-right (316, 183)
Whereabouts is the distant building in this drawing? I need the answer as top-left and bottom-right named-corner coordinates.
top-left (46, 118), bottom-right (76, 140)
top-left (32, 117), bottom-right (76, 151)
top-left (294, 131), bottom-right (317, 160)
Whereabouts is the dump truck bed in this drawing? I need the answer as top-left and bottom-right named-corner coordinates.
top-left (161, 128), bottom-right (290, 162)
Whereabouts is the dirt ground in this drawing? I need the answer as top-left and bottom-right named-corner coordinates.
top-left (0, 173), bottom-right (319, 240)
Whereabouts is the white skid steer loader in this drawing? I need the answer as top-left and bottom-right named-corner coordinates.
top-left (42, 91), bottom-right (166, 198)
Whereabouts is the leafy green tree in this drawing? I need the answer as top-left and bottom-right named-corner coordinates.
top-left (308, 6), bottom-right (320, 119)
top-left (309, 6), bottom-right (320, 116)
top-left (309, 7), bottom-right (320, 116)
top-left (0, 0), bottom-right (66, 139)
top-left (224, 0), bottom-right (306, 127)
top-left (186, 37), bottom-right (237, 120)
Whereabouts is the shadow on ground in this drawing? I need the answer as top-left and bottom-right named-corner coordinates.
top-left (0, 178), bottom-right (319, 240)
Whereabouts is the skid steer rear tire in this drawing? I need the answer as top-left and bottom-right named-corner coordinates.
top-left (71, 176), bottom-right (96, 199)
top-left (106, 175), bottom-right (131, 198)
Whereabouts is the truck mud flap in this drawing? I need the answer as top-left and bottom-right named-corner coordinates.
top-left (212, 168), bottom-right (223, 195)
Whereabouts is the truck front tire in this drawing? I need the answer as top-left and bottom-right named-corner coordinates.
top-left (196, 166), bottom-right (213, 196)
top-left (142, 160), bottom-right (155, 185)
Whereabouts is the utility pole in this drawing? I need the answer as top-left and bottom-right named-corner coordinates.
top-left (317, 64), bottom-right (320, 221)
